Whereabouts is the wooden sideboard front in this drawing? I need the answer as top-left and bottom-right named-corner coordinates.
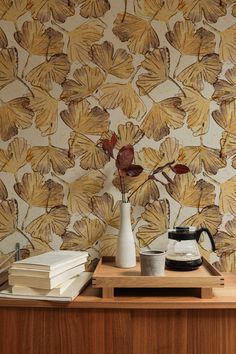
top-left (1, 273), bottom-right (236, 354)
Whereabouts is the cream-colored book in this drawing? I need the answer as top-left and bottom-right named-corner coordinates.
top-left (9, 256), bottom-right (87, 278)
top-left (8, 264), bottom-right (85, 289)
top-left (12, 276), bottom-right (77, 296)
top-left (0, 272), bottom-right (92, 302)
top-left (12, 250), bottom-right (88, 271)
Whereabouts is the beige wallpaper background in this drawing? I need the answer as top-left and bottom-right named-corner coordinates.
top-left (1, 0), bottom-right (236, 271)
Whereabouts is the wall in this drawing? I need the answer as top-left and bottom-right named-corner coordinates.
top-left (0, 0), bottom-right (236, 271)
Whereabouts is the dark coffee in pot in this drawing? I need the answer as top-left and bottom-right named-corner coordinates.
top-left (165, 258), bottom-right (202, 271)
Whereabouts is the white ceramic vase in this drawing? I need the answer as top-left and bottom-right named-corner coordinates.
top-left (115, 202), bottom-right (136, 268)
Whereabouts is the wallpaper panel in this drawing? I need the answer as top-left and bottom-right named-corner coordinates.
top-left (0, 0), bottom-right (236, 271)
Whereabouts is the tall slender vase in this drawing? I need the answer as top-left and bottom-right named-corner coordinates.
top-left (115, 202), bottom-right (136, 268)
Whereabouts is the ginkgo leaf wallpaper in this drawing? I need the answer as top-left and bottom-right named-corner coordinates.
top-left (1, 0), bottom-right (236, 272)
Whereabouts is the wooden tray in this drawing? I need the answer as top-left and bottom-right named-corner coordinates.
top-left (92, 256), bottom-right (224, 299)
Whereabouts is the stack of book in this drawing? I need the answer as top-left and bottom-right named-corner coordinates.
top-left (0, 250), bottom-right (92, 301)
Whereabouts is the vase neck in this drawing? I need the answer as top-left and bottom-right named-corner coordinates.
top-left (120, 202), bottom-right (131, 222)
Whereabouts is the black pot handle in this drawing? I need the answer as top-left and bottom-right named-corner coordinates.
top-left (196, 228), bottom-right (216, 251)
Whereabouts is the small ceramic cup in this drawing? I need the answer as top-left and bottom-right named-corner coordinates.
top-left (140, 250), bottom-right (166, 276)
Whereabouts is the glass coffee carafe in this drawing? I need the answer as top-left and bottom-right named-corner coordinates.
top-left (165, 226), bottom-right (215, 270)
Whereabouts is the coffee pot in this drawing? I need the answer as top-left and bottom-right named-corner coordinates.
top-left (165, 226), bottom-right (215, 270)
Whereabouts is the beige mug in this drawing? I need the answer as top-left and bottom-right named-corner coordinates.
top-left (140, 250), bottom-right (166, 276)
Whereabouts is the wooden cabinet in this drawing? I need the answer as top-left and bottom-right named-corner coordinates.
top-left (1, 274), bottom-right (236, 354)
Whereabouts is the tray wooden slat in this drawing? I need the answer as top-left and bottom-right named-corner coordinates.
top-left (92, 257), bottom-right (224, 299)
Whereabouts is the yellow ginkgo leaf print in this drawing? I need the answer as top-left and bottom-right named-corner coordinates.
top-left (178, 0), bottom-right (226, 23)
top-left (0, 179), bottom-right (8, 201)
top-left (177, 54), bottom-right (222, 92)
top-left (0, 48), bottom-right (18, 90)
top-left (166, 173), bottom-right (215, 208)
top-left (141, 98), bottom-right (185, 141)
top-left (0, 200), bottom-right (18, 240)
top-left (67, 19), bottom-right (105, 64)
top-left (214, 218), bottom-right (236, 255)
top-left (185, 205), bottom-right (222, 235)
top-left (219, 176), bottom-right (236, 215)
top-left (113, 172), bottom-right (160, 206)
top-left (112, 12), bottom-right (159, 55)
top-left (26, 54), bottom-right (70, 91)
top-left (180, 87), bottom-right (211, 136)
top-left (91, 193), bottom-right (121, 229)
top-left (0, 137), bottom-right (29, 174)
top-left (136, 137), bottom-right (180, 171)
top-left (231, 154), bottom-right (236, 169)
top-left (27, 145), bottom-right (74, 175)
top-left (219, 24), bottom-right (236, 64)
top-left (27, 0), bottom-right (75, 23)
top-left (0, 251), bottom-right (15, 270)
top-left (115, 122), bottom-right (144, 150)
top-left (60, 100), bottom-right (110, 135)
top-left (137, 200), bottom-right (169, 247)
top-left (73, 0), bottom-right (85, 7)
top-left (137, 47), bottom-right (170, 95)
top-left (159, 136), bottom-right (180, 165)
top-left (79, 0), bottom-right (110, 18)
top-left (219, 131), bottom-right (236, 161)
top-left (14, 172), bottom-right (64, 208)
top-left (69, 133), bottom-right (109, 170)
top-left (91, 41), bottom-right (134, 79)
top-left (81, 223), bottom-right (107, 251)
top-left (214, 252), bottom-right (236, 272)
top-left (182, 205), bottom-right (222, 235)
top-left (136, 147), bottom-right (163, 171)
top-left (215, 232), bottom-right (236, 258)
top-left (26, 238), bottom-right (53, 257)
top-left (212, 100), bottom-right (236, 132)
top-left (61, 66), bottom-right (105, 103)
top-left (28, 88), bottom-right (58, 136)
top-left (61, 218), bottom-right (105, 250)
top-left (26, 206), bottom-right (70, 243)
top-left (0, 97), bottom-right (34, 142)
top-left (166, 20), bottom-right (215, 56)
top-left (0, 27), bottom-right (7, 48)
top-left (99, 82), bottom-right (146, 119)
top-left (2, 0), bottom-right (28, 22)
top-left (212, 67), bottom-right (236, 103)
top-left (67, 170), bottom-right (106, 215)
top-left (212, 101), bottom-right (236, 159)
top-left (231, 0), bottom-right (236, 17)
top-left (0, 0), bottom-right (12, 18)
top-left (178, 145), bottom-right (226, 175)
top-left (14, 21), bottom-right (63, 56)
top-left (98, 234), bottom-right (118, 256)
top-left (134, 0), bottom-right (179, 22)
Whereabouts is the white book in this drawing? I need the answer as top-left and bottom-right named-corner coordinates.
top-left (12, 250), bottom-right (88, 271)
top-left (12, 276), bottom-right (78, 296)
top-left (9, 264), bottom-right (85, 289)
top-left (0, 272), bottom-right (92, 302)
top-left (9, 256), bottom-right (87, 278)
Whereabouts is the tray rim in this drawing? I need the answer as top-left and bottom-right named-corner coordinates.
top-left (92, 256), bottom-right (224, 289)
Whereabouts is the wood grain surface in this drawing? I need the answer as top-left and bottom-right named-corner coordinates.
top-left (0, 272), bottom-right (236, 309)
top-left (1, 307), bottom-right (236, 354)
top-left (1, 273), bottom-right (236, 354)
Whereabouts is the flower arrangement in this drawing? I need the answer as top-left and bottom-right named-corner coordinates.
top-left (101, 132), bottom-right (190, 204)
top-left (101, 133), bottom-right (143, 203)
